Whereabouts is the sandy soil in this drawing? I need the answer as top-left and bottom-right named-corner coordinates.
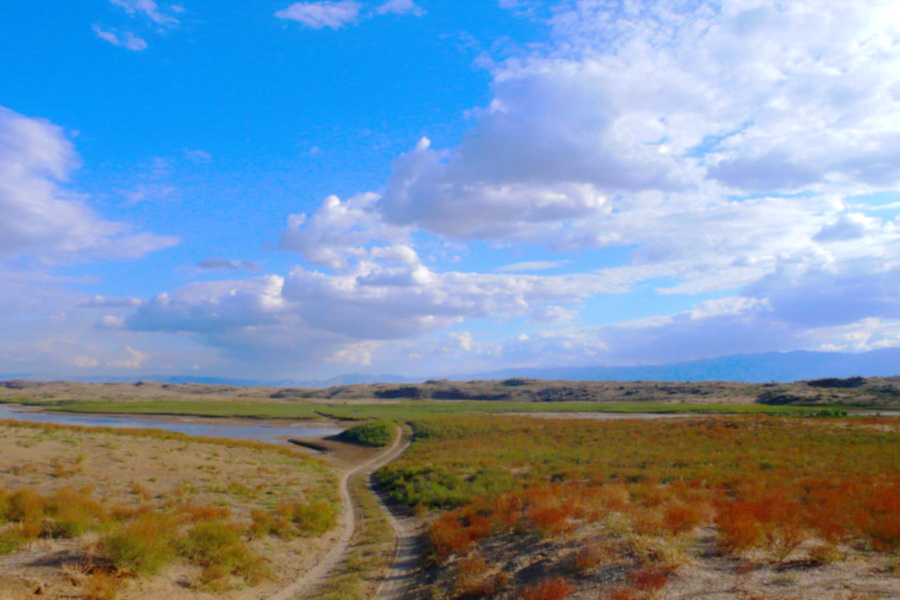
top-left (0, 422), bottom-right (337, 600)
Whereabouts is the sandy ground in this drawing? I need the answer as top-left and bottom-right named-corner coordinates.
top-left (0, 422), bottom-right (337, 600)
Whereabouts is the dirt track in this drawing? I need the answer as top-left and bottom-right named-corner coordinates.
top-left (269, 427), bottom-right (409, 600)
top-left (372, 433), bottom-right (424, 600)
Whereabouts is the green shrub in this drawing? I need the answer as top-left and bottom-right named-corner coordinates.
top-left (335, 421), bottom-right (394, 447)
top-left (280, 500), bottom-right (337, 536)
top-left (0, 531), bottom-right (23, 555)
top-left (103, 514), bottom-right (177, 575)
top-left (179, 520), bottom-right (267, 590)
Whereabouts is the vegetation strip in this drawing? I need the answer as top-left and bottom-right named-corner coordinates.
top-left (376, 414), bottom-right (900, 599)
top-left (0, 397), bottom-right (855, 422)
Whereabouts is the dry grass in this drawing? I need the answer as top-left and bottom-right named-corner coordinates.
top-left (0, 421), bottom-right (338, 599)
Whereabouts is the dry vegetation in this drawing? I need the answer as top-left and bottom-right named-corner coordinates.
top-left (0, 420), bottom-right (338, 600)
top-left (378, 415), bottom-right (900, 599)
top-left (2, 376), bottom-right (899, 408)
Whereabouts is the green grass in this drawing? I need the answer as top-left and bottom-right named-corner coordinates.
top-left (3, 397), bottom-right (853, 421)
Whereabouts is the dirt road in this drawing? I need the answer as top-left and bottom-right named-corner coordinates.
top-left (269, 427), bottom-right (409, 600)
top-left (372, 435), bottom-right (424, 600)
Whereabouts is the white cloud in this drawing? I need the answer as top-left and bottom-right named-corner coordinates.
top-left (375, 0), bottom-right (425, 16)
top-left (106, 346), bottom-right (149, 369)
top-left (184, 149), bottom-right (212, 163)
top-left (93, 26), bottom-right (148, 50)
top-left (79, 295), bottom-right (146, 308)
top-left (497, 260), bottom-right (567, 272)
top-left (375, 1), bottom-right (900, 261)
top-left (280, 193), bottom-right (410, 269)
top-left (96, 315), bottom-right (126, 330)
top-left (109, 0), bottom-right (180, 27)
top-left (52, 0), bottom-right (899, 378)
top-left (197, 258), bottom-right (261, 272)
top-left (72, 356), bottom-right (100, 368)
top-left (529, 305), bottom-right (577, 325)
top-left (0, 107), bottom-right (178, 263)
top-left (275, 1), bottom-right (362, 29)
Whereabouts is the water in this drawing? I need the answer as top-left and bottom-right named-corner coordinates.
top-left (0, 405), bottom-right (343, 444)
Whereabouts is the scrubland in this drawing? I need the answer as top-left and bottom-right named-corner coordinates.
top-left (2, 376), bottom-right (898, 415)
top-left (377, 415), bottom-right (900, 599)
top-left (0, 420), bottom-right (338, 600)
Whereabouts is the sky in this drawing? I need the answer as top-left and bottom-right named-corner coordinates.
top-left (0, 0), bottom-right (898, 381)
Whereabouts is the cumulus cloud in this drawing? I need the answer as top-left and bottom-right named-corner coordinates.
top-left (376, 0), bottom-right (900, 249)
top-left (275, 1), bottom-right (362, 29)
top-left (280, 193), bottom-right (410, 269)
top-left (97, 0), bottom-right (900, 376)
top-left (0, 107), bottom-right (178, 263)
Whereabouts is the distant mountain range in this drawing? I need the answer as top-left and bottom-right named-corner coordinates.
top-left (2, 348), bottom-right (898, 387)
top-left (462, 348), bottom-right (900, 384)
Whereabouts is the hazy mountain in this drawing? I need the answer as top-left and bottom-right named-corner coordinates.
top-left (2, 349), bottom-right (897, 387)
top-left (462, 348), bottom-right (900, 383)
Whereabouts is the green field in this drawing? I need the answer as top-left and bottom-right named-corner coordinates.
top-left (0, 397), bottom-right (849, 420)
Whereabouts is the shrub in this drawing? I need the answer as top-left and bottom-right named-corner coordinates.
top-left (46, 487), bottom-right (109, 538)
top-left (103, 514), bottom-right (177, 575)
top-left (179, 520), bottom-right (267, 590)
top-left (0, 531), bottom-right (23, 555)
top-left (627, 567), bottom-right (670, 593)
top-left (574, 541), bottom-right (615, 572)
top-left (521, 577), bottom-right (572, 600)
top-left (335, 421), bottom-right (394, 447)
top-left (5, 488), bottom-right (45, 523)
top-left (84, 571), bottom-right (123, 600)
top-left (452, 553), bottom-right (507, 597)
top-left (279, 500), bottom-right (337, 536)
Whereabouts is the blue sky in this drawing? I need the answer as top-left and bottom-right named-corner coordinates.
top-left (0, 0), bottom-right (898, 380)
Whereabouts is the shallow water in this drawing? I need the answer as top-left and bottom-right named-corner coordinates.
top-left (0, 405), bottom-right (343, 444)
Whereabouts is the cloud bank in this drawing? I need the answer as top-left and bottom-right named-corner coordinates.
top-left (129, 0), bottom-right (898, 375)
top-left (9, 1), bottom-right (899, 378)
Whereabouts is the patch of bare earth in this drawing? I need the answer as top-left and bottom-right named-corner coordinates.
top-left (0, 421), bottom-right (338, 600)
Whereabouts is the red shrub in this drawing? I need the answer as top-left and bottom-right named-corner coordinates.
top-left (627, 567), bottom-right (669, 593)
top-left (522, 577), bottom-right (573, 600)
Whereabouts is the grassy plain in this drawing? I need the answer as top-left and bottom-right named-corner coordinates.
top-left (378, 414), bottom-right (900, 599)
top-left (0, 397), bottom-right (852, 422)
top-left (0, 421), bottom-right (338, 600)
